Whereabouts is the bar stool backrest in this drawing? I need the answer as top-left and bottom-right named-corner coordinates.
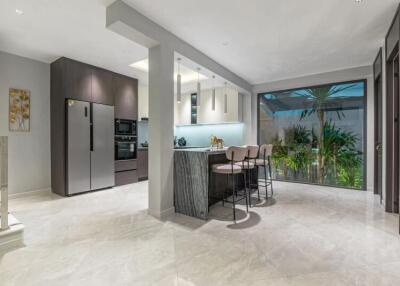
top-left (260, 144), bottom-right (273, 158)
top-left (246, 145), bottom-right (259, 159)
top-left (226, 146), bottom-right (247, 162)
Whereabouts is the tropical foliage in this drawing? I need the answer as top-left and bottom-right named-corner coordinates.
top-left (270, 122), bottom-right (362, 188)
top-left (297, 84), bottom-right (355, 184)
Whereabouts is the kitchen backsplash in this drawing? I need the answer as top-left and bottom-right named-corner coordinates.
top-left (174, 123), bottom-right (245, 147)
top-left (138, 121), bottom-right (148, 146)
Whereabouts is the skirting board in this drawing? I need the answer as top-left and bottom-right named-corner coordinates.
top-left (0, 214), bottom-right (24, 251)
top-left (8, 188), bottom-right (51, 199)
top-left (148, 207), bottom-right (175, 219)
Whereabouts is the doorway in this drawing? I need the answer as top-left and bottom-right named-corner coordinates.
top-left (386, 49), bottom-right (400, 214)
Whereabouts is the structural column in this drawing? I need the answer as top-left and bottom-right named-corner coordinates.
top-left (148, 44), bottom-right (175, 218)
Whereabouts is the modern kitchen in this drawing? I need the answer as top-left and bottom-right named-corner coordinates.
top-left (2, 1), bottom-right (400, 285)
top-left (50, 57), bottom-right (148, 196)
top-left (49, 55), bottom-right (249, 204)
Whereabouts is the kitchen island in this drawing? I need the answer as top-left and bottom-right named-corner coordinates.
top-left (174, 148), bottom-right (255, 220)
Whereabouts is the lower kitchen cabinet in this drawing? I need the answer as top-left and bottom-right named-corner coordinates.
top-left (137, 149), bottom-right (148, 180)
top-left (115, 170), bottom-right (138, 186)
top-left (115, 159), bottom-right (138, 186)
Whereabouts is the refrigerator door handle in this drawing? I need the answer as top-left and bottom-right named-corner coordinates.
top-left (90, 103), bottom-right (93, 152)
top-left (90, 124), bottom-right (93, 151)
top-left (84, 106), bottom-right (88, 117)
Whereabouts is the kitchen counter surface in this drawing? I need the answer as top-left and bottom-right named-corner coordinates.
top-left (174, 147), bottom-right (227, 154)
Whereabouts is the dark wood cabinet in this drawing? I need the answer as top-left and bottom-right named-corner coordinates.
top-left (115, 170), bottom-right (138, 186)
top-left (114, 74), bottom-right (138, 120)
top-left (115, 160), bottom-right (137, 172)
top-left (64, 59), bottom-right (92, 101)
top-left (55, 58), bottom-right (115, 105)
top-left (51, 57), bottom-right (139, 195)
top-left (137, 149), bottom-right (148, 180)
top-left (92, 67), bottom-right (113, 105)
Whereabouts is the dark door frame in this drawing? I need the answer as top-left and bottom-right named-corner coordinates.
top-left (373, 48), bottom-right (383, 202)
top-left (257, 79), bottom-right (368, 191)
top-left (385, 47), bottom-right (400, 213)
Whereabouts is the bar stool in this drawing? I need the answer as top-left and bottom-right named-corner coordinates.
top-left (255, 144), bottom-right (274, 199)
top-left (212, 146), bottom-right (248, 221)
top-left (236, 145), bottom-right (259, 206)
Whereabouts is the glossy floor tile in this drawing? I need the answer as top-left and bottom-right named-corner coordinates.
top-left (0, 181), bottom-right (399, 285)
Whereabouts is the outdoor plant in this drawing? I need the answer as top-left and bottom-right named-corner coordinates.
top-left (284, 125), bottom-right (313, 180)
top-left (336, 149), bottom-right (363, 188)
top-left (298, 84), bottom-right (355, 184)
top-left (271, 135), bottom-right (289, 179)
top-left (322, 121), bottom-right (362, 188)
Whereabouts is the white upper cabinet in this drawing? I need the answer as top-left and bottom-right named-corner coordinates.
top-left (174, 86), bottom-right (242, 126)
top-left (138, 83), bottom-right (149, 120)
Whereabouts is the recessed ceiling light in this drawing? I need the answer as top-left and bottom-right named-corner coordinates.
top-left (15, 9), bottom-right (24, 15)
top-left (129, 58), bottom-right (148, 72)
top-left (355, 0), bottom-right (363, 3)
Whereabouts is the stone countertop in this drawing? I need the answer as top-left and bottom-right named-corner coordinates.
top-left (174, 147), bottom-right (227, 155)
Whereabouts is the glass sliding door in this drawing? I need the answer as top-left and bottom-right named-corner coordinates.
top-left (258, 80), bottom-right (366, 189)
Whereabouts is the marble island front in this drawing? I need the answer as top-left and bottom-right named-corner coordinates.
top-left (173, 147), bottom-right (253, 220)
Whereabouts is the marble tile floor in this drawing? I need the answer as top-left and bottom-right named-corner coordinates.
top-left (0, 181), bottom-right (400, 285)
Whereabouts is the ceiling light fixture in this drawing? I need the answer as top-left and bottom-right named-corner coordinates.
top-left (224, 82), bottom-right (228, 114)
top-left (212, 75), bottom-right (216, 111)
top-left (15, 9), bottom-right (24, 15)
top-left (197, 68), bottom-right (201, 107)
top-left (129, 58), bottom-right (148, 72)
top-left (177, 58), bottom-right (182, 103)
top-left (355, 0), bottom-right (363, 2)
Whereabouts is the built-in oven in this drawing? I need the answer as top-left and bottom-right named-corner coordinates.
top-left (115, 119), bottom-right (137, 136)
top-left (115, 135), bottom-right (137, 161)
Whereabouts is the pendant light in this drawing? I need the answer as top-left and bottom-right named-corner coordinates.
top-left (197, 68), bottom-right (201, 107)
top-left (212, 75), bottom-right (216, 111)
top-left (177, 58), bottom-right (182, 103)
top-left (224, 82), bottom-right (228, 114)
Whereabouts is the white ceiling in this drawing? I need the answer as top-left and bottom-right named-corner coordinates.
top-left (0, 0), bottom-right (398, 86)
top-left (123, 0), bottom-right (399, 84)
top-left (0, 0), bottom-right (148, 82)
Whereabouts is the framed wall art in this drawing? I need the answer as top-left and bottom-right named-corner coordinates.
top-left (9, 88), bottom-right (30, 132)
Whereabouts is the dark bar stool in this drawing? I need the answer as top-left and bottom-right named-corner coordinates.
top-left (212, 146), bottom-right (248, 221)
top-left (236, 145), bottom-right (259, 207)
top-left (256, 144), bottom-right (274, 199)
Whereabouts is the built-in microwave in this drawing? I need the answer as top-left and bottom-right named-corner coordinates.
top-left (115, 119), bottom-right (137, 136)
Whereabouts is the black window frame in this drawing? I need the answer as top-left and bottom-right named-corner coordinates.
top-left (257, 78), bottom-right (368, 191)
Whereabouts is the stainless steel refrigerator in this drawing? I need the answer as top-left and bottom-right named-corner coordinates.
top-left (66, 99), bottom-right (115, 195)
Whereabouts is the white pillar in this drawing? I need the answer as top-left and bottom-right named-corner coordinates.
top-left (148, 44), bottom-right (175, 218)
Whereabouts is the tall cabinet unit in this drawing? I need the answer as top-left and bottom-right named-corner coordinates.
top-left (113, 73), bottom-right (139, 186)
top-left (114, 74), bottom-right (138, 120)
top-left (51, 57), bottom-right (138, 196)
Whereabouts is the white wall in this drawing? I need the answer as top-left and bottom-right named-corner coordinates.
top-left (0, 51), bottom-right (51, 195)
top-left (253, 66), bottom-right (374, 192)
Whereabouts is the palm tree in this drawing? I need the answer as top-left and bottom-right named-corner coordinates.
top-left (298, 84), bottom-right (355, 184)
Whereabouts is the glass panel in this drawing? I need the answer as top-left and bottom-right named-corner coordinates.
top-left (191, 93), bottom-right (197, 124)
top-left (258, 81), bottom-right (365, 189)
